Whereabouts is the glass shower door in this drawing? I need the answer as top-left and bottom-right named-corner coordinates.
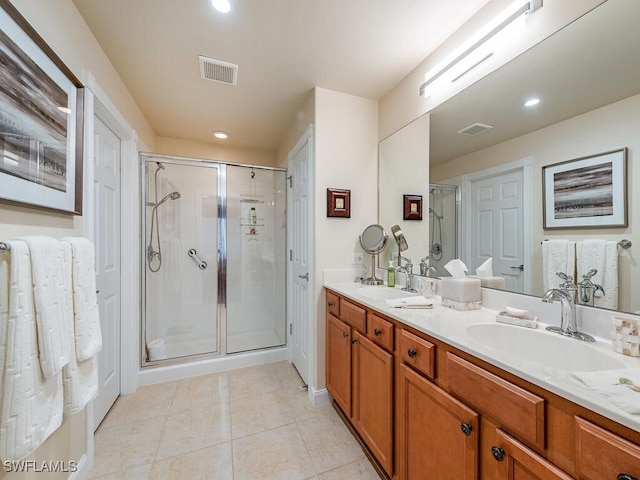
top-left (143, 159), bottom-right (220, 363)
top-left (225, 165), bottom-right (286, 354)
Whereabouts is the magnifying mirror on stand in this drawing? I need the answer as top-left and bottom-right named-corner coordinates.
top-left (390, 225), bottom-right (409, 264)
top-left (359, 224), bottom-right (388, 285)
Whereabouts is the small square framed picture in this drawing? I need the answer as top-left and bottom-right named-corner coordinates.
top-left (403, 194), bottom-right (422, 220)
top-left (327, 188), bottom-right (351, 218)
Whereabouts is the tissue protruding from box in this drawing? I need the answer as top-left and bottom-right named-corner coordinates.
top-left (469, 275), bottom-right (506, 289)
top-left (440, 278), bottom-right (481, 310)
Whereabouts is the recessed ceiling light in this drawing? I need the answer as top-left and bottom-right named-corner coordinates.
top-left (212, 130), bottom-right (229, 139)
top-left (524, 98), bottom-right (541, 107)
top-left (210, 0), bottom-right (231, 13)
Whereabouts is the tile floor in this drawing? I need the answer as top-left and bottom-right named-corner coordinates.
top-left (88, 361), bottom-right (381, 479)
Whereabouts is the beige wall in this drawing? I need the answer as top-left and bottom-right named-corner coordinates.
top-left (378, 0), bottom-right (604, 141)
top-left (432, 93), bottom-right (640, 312)
top-left (276, 91), bottom-right (316, 168)
top-left (155, 136), bottom-right (277, 167)
top-left (312, 88), bottom-right (379, 390)
top-left (0, 1), bottom-right (157, 477)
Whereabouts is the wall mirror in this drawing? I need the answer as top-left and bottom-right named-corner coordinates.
top-left (378, 0), bottom-right (640, 314)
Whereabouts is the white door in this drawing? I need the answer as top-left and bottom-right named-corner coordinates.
top-left (93, 117), bottom-right (121, 428)
top-left (470, 170), bottom-right (524, 292)
top-left (288, 131), bottom-right (312, 386)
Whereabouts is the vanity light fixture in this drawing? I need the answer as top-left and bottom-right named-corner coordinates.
top-left (420, 0), bottom-right (543, 97)
top-left (524, 98), bottom-right (541, 107)
top-left (210, 0), bottom-right (231, 14)
top-left (212, 130), bottom-right (229, 139)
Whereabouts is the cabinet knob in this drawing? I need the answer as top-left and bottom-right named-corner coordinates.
top-left (351, 337), bottom-right (357, 345)
top-left (460, 422), bottom-right (473, 436)
top-left (328, 301), bottom-right (335, 307)
top-left (374, 328), bottom-right (382, 336)
top-left (342, 332), bottom-right (349, 338)
top-left (407, 348), bottom-right (417, 358)
top-left (618, 475), bottom-right (638, 480)
top-left (491, 446), bottom-right (505, 462)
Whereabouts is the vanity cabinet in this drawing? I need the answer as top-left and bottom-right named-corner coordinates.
top-left (324, 288), bottom-right (640, 480)
top-left (325, 295), bottom-right (395, 476)
top-left (397, 363), bottom-right (479, 480)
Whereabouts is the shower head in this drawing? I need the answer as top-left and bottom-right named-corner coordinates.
top-left (155, 191), bottom-right (181, 207)
top-left (156, 162), bottom-right (165, 171)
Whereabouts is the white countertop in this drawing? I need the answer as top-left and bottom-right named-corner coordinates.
top-left (324, 280), bottom-right (640, 434)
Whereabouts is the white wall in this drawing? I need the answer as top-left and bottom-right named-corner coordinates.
top-left (312, 88), bottom-right (379, 391)
top-left (432, 93), bottom-right (640, 312)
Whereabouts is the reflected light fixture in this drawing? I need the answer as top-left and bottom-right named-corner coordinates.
top-left (57, 106), bottom-right (72, 114)
top-left (524, 97), bottom-right (540, 107)
top-left (420, 0), bottom-right (543, 97)
top-left (212, 130), bottom-right (229, 139)
top-left (211, 0), bottom-right (231, 13)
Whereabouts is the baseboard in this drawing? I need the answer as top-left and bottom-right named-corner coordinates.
top-left (137, 347), bottom-right (287, 386)
top-left (309, 386), bottom-right (330, 407)
top-left (68, 453), bottom-right (88, 480)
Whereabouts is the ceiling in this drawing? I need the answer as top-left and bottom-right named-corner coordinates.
top-left (71, 0), bottom-right (490, 151)
top-left (429, 0), bottom-right (640, 165)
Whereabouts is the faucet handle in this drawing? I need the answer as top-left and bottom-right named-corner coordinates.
top-left (556, 271), bottom-right (574, 282)
top-left (582, 269), bottom-right (598, 280)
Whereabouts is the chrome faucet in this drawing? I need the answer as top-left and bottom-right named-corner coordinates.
top-left (396, 256), bottom-right (418, 293)
top-left (541, 288), bottom-right (595, 342)
top-left (420, 256), bottom-right (437, 276)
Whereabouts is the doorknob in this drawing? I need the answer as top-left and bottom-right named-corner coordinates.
top-left (298, 273), bottom-right (309, 281)
top-left (510, 265), bottom-right (524, 271)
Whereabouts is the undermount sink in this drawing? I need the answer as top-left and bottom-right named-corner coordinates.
top-left (466, 323), bottom-right (628, 372)
top-left (357, 286), bottom-right (418, 300)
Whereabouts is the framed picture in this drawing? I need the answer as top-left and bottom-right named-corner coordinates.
top-left (543, 148), bottom-right (627, 229)
top-left (0, 0), bottom-right (84, 215)
top-left (327, 188), bottom-right (350, 218)
top-left (403, 194), bottom-right (422, 220)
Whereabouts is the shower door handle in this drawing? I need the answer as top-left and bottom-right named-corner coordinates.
top-left (188, 249), bottom-right (208, 270)
top-left (298, 273), bottom-right (309, 281)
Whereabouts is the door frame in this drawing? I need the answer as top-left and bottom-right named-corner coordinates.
top-left (461, 157), bottom-right (532, 294)
top-left (286, 125), bottom-right (314, 389)
top-left (83, 73), bottom-right (142, 465)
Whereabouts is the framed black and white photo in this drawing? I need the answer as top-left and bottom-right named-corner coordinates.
top-left (0, 0), bottom-right (84, 215)
top-left (543, 148), bottom-right (627, 229)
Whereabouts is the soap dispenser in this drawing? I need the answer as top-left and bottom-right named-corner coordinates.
top-left (387, 261), bottom-right (395, 288)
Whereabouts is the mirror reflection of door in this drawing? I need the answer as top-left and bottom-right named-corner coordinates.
top-left (469, 169), bottom-right (525, 293)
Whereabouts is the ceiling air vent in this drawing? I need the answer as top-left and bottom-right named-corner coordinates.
top-left (198, 55), bottom-right (238, 86)
top-left (457, 123), bottom-right (494, 136)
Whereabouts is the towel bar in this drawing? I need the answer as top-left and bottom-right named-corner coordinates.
top-left (0, 242), bottom-right (9, 252)
top-left (541, 239), bottom-right (632, 249)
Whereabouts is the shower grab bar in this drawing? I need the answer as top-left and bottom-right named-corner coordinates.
top-left (188, 249), bottom-right (208, 270)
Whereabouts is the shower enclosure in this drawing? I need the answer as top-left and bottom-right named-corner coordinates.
top-left (427, 184), bottom-right (459, 278)
top-left (141, 155), bottom-right (286, 366)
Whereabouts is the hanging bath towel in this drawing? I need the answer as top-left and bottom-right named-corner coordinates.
top-left (542, 240), bottom-right (575, 291)
top-left (577, 239), bottom-right (618, 310)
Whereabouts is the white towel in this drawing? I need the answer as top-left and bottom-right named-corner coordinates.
top-left (542, 240), bottom-right (575, 291)
top-left (19, 236), bottom-right (72, 378)
top-left (62, 351), bottom-right (99, 416)
top-left (573, 368), bottom-right (640, 414)
top-left (0, 241), bottom-right (63, 461)
top-left (577, 239), bottom-right (618, 310)
top-left (386, 296), bottom-right (433, 309)
top-left (61, 237), bottom-right (102, 361)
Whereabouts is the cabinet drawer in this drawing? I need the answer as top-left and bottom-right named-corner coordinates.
top-left (326, 291), bottom-right (340, 317)
top-left (446, 353), bottom-right (545, 450)
top-left (367, 314), bottom-right (394, 352)
top-left (340, 298), bottom-right (366, 333)
top-left (575, 416), bottom-right (640, 480)
top-left (399, 329), bottom-right (435, 380)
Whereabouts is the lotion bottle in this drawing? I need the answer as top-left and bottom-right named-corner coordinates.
top-left (387, 261), bottom-right (395, 288)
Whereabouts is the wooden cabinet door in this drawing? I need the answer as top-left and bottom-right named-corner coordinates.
top-left (326, 313), bottom-right (352, 415)
top-left (397, 363), bottom-right (479, 480)
top-left (488, 429), bottom-right (573, 480)
top-left (352, 331), bottom-right (394, 475)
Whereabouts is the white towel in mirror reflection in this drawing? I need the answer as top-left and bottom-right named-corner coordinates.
top-left (577, 239), bottom-right (618, 310)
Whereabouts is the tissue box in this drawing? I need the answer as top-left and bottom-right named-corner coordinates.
top-left (612, 315), bottom-right (640, 357)
top-left (440, 278), bottom-right (481, 311)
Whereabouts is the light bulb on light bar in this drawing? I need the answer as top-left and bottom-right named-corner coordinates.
top-left (420, 0), bottom-right (543, 97)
